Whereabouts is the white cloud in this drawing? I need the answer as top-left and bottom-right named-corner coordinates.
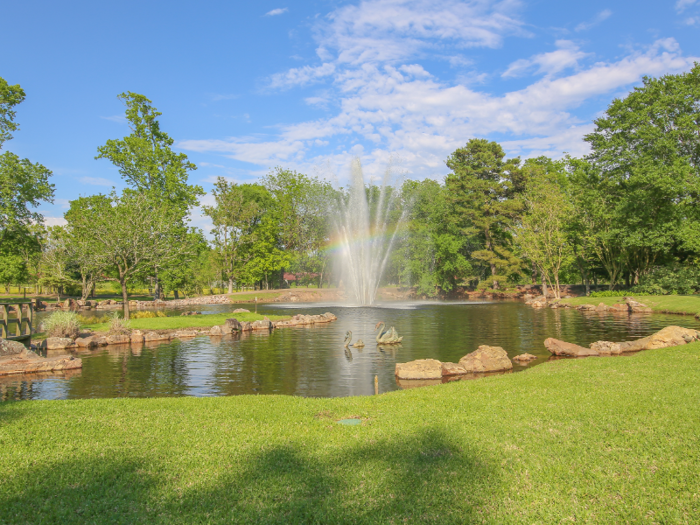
top-left (100, 115), bottom-right (127, 124)
top-left (198, 162), bottom-right (225, 168)
top-left (575, 9), bottom-right (612, 32)
top-left (676, 0), bottom-right (697, 12)
top-left (269, 63), bottom-right (336, 89)
top-left (80, 176), bottom-right (114, 186)
top-left (502, 40), bottom-right (590, 78)
top-left (265, 8), bottom-right (288, 16)
top-left (55, 198), bottom-right (70, 209)
top-left (43, 216), bottom-right (67, 227)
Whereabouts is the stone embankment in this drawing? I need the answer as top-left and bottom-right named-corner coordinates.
top-left (545, 325), bottom-right (700, 358)
top-left (31, 312), bottom-right (339, 352)
top-left (395, 345), bottom-right (514, 380)
top-left (0, 338), bottom-right (81, 376)
top-left (526, 295), bottom-right (652, 313)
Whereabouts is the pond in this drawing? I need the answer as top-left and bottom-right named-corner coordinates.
top-left (3, 301), bottom-right (699, 401)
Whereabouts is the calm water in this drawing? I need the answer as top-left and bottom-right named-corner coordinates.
top-left (3, 301), bottom-right (699, 401)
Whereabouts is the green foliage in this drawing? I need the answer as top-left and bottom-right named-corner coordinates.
top-left (0, 77), bottom-right (25, 146)
top-left (631, 266), bottom-right (700, 295)
top-left (43, 311), bottom-right (80, 338)
top-left (0, 253), bottom-right (27, 291)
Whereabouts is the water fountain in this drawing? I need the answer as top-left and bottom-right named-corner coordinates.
top-left (333, 159), bottom-right (406, 305)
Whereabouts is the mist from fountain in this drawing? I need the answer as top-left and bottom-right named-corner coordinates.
top-left (333, 159), bottom-right (406, 306)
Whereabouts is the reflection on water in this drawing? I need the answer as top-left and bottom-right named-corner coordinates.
top-left (9, 301), bottom-right (700, 401)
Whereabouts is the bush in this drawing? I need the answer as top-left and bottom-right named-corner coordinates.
top-left (75, 314), bottom-right (102, 325)
top-left (631, 266), bottom-right (700, 295)
top-left (108, 313), bottom-right (131, 334)
top-left (589, 291), bottom-right (627, 298)
top-left (130, 310), bottom-right (167, 319)
top-left (43, 311), bottom-right (80, 338)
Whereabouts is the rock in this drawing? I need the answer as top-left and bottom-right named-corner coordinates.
top-left (241, 322), bottom-right (252, 332)
top-left (441, 362), bottom-right (467, 376)
top-left (130, 330), bottom-right (145, 344)
top-left (106, 334), bottom-right (130, 345)
top-left (0, 354), bottom-right (82, 376)
top-left (225, 318), bottom-right (242, 332)
top-left (0, 339), bottom-right (28, 357)
top-left (624, 297), bottom-right (652, 313)
top-left (618, 326), bottom-right (700, 353)
top-left (595, 302), bottom-right (608, 312)
top-left (39, 337), bottom-right (75, 351)
top-left (544, 338), bottom-right (599, 357)
top-left (180, 311), bottom-right (201, 316)
top-left (589, 341), bottom-right (622, 356)
top-left (144, 331), bottom-right (170, 342)
top-left (395, 359), bottom-right (443, 380)
top-left (209, 325), bottom-right (224, 336)
top-left (608, 303), bottom-right (629, 313)
top-left (251, 320), bottom-right (272, 331)
top-left (75, 336), bottom-right (98, 348)
top-left (94, 336), bottom-right (109, 346)
top-left (174, 331), bottom-right (197, 338)
top-left (576, 304), bottom-right (597, 311)
top-left (233, 308), bottom-right (250, 313)
top-left (512, 353), bottom-right (537, 362)
top-left (459, 345), bottom-right (513, 372)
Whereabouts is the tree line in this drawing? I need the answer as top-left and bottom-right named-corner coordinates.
top-left (1, 63), bottom-right (699, 316)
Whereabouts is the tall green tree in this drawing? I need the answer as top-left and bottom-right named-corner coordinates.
top-left (96, 92), bottom-right (203, 299)
top-left (445, 139), bottom-right (524, 289)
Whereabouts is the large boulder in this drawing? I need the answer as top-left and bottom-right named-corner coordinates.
top-left (130, 330), bottom-right (145, 344)
top-left (544, 338), bottom-right (599, 357)
top-left (576, 304), bottom-right (597, 311)
top-left (512, 353), bottom-right (537, 363)
top-left (225, 318), bottom-right (242, 332)
top-left (39, 337), bottom-right (75, 351)
top-left (251, 320), bottom-right (272, 331)
top-left (144, 331), bottom-right (170, 342)
top-left (618, 326), bottom-right (700, 353)
top-left (625, 297), bottom-right (652, 313)
top-left (174, 331), bottom-right (197, 338)
top-left (441, 362), bottom-right (467, 376)
top-left (0, 339), bottom-right (28, 357)
top-left (209, 325), bottom-right (224, 336)
top-left (0, 354), bottom-right (82, 376)
top-left (106, 334), bottom-right (130, 345)
top-left (459, 345), bottom-right (513, 373)
top-left (233, 308), bottom-right (250, 313)
top-left (241, 322), bottom-right (252, 332)
top-left (589, 341), bottom-right (622, 356)
top-left (75, 336), bottom-right (98, 349)
top-left (395, 359), bottom-right (443, 380)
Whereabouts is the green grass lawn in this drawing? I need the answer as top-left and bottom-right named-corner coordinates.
top-left (1, 343), bottom-right (699, 523)
top-left (88, 312), bottom-right (289, 332)
top-left (561, 294), bottom-right (700, 316)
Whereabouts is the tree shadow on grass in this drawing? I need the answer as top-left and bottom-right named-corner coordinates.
top-left (0, 428), bottom-right (497, 524)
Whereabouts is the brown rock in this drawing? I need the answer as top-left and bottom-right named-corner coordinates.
top-left (512, 353), bottom-right (537, 362)
top-left (589, 341), bottom-right (622, 356)
top-left (241, 322), bottom-right (252, 331)
top-left (233, 308), bottom-right (250, 313)
top-left (459, 345), bottom-right (513, 373)
top-left (144, 331), bottom-right (170, 342)
top-left (0, 339), bottom-right (28, 357)
top-left (209, 325), bottom-right (224, 336)
top-left (130, 330), bottom-right (145, 344)
top-left (39, 337), bottom-right (75, 351)
top-left (0, 354), bottom-right (82, 376)
top-left (441, 362), bottom-right (467, 376)
top-left (252, 320), bottom-right (272, 330)
top-left (576, 304), bottom-right (597, 311)
top-left (94, 336), bottom-right (108, 346)
top-left (544, 338), bottom-right (599, 357)
top-left (225, 318), bottom-right (242, 332)
top-left (174, 331), bottom-right (197, 338)
top-left (395, 359), bottom-right (443, 380)
top-left (106, 334), bottom-right (130, 345)
top-left (75, 336), bottom-right (98, 348)
top-left (618, 325), bottom-right (700, 353)
top-left (608, 303), bottom-right (629, 313)
top-left (595, 302), bottom-right (608, 312)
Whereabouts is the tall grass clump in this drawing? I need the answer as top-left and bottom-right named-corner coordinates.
top-left (108, 313), bottom-right (131, 335)
top-left (130, 310), bottom-right (167, 319)
top-left (43, 311), bottom-right (81, 339)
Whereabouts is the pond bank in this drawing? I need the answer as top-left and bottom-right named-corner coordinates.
top-left (559, 294), bottom-right (700, 317)
top-left (1, 341), bottom-right (698, 523)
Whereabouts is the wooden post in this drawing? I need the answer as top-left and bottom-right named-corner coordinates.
top-left (16, 303), bottom-right (23, 338)
top-left (0, 304), bottom-right (6, 339)
top-left (374, 375), bottom-right (379, 395)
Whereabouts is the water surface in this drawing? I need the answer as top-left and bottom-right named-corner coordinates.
top-left (3, 301), bottom-right (698, 401)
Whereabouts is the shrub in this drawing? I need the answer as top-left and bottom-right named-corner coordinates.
top-left (108, 313), bottom-right (131, 335)
top-left (75, 314), bottom-right (102, 325)
top-left (631, 266), bottom-right (700, 296)
top-left (43, 311), bottom-right (81, 339)
top-left (130, 310), bottom-right (167, 319)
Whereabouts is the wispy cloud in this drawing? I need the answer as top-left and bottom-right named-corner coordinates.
top-left (80, 176), bottom-right (114, 187)
top-left (502, 40), bottom-right (590, 78)
top-left (43, 216), bottom-right (68, 227)
top-left (676, 0), bottom-right (697, 12)
top-left (199, 162), bottom-right (226, 168)
top-left (100, 115), bottom-right (127, 124)
top-left (265, 7), bottom-right (288, 16)
top-left (208, 93), bottom-right (239, 101)
top-left (575, 9), bottom-right (612, 32)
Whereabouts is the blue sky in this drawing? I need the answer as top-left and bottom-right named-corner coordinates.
top-left (3, 0), bottom-right (700, 230)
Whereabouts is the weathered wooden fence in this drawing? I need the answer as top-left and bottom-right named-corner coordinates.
top-left (0, 301), bottom-right (33, 341)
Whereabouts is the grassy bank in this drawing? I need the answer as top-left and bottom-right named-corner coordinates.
top-left (561, 294), bottom-right (700, 316)
top-left (89, 312), bottom-right (289, 332)
top-left (2, 344), bottom-right (699, 523)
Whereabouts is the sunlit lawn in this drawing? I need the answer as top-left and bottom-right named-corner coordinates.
top-left (1, 342), bottom-right (699, 523)
top-left (88, 312), bottom-right (289, 332)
